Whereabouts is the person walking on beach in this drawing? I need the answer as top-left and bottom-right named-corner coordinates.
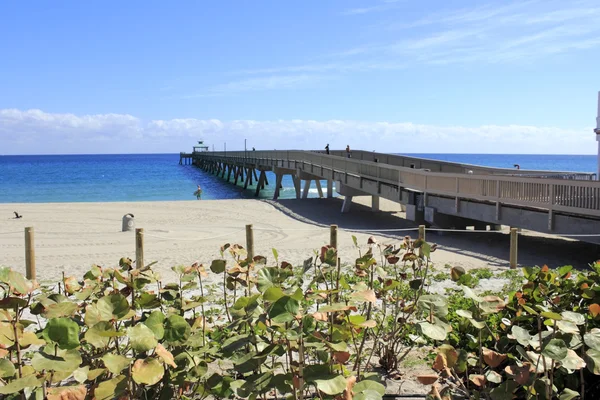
top-left (325, 144), bottom-right (330, 155)
top-left (346, 145), bottom-right (351, 158)
top-left (194, 185), bottom-right (202, 200)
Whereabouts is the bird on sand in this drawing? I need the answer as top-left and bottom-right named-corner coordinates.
top-left (13, 212), bottom-right (22, 219)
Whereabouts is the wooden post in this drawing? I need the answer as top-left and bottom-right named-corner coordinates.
top-left (330, 224), bottom-right (338, 249)
top-left (24, 227), bottom-right (35, 280)
top-left (509, 227), bottom-right (518, 269)
top-left (418, 225), bottom-right (426, 241)
top-left (246, 224), bottom-right (254, 261)
top-left (136, 228), bottom-right (144, 269)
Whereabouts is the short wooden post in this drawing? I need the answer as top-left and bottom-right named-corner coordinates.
top-left (418, 225), bottom-right (426, 241)
top-left (509, 227), bottom-right (518, 269)
top-left (246, 224), bottom-right (254, 261)
top-left (330, 224), bottom-right (338, 249)
top-left (135, 228), bottom-right (144, 269)
top-left (24, 227), bottom-right (35, 280)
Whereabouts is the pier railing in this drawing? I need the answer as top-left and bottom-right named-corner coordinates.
top-left (194, 150), bottom-right (600, 218)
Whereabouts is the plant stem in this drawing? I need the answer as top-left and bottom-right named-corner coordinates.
top-left (223, 272), bottom-right (231, 322)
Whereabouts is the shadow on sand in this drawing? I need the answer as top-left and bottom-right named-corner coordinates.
top-left (265, 198), bottom-right (600, 270)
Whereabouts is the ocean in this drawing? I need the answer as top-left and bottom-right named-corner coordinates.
top-left (0, 153), bottom-right (595, 203)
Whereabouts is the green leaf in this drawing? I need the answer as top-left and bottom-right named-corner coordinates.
top-left (557, 320), bottom-right (579, 334)
top-left (489, 380), bottom-right (518, 400)
top-left (417, 295), bottom-right (448, 317)
top-left (272, 248), bottom-right (279, 262)
top-left (0, 374), bottom-right (39, 394)
top-left (102, 354), bottom-right (131, 374)
top-left (8, 270), bottom-right (31, 295)
top-left (85, 321), bottom-right (119, 348)
top-left (73, 366), bottom-right (90, 384)
top-left (132, 357), bottom-right (164, 385)
top-left (0, 359), bottom-right (15, 378)
top-left (210, 259), bottom-right (226, 274)
top-left (418, 321), bottom-right (447, 341)
top-left (541, 311), bottom-right (562, 320)
top-left (42, 302), bottom-right (79, 319)
top-left (542, 338), bottom-right (568, 361)
top-left (560, 349), bottom-right (586, 371)
top-left (313, 375), bottom-right (347, 395)
top-left (353, 380), bottom-right (385, 395)
top-left (43, 317), bottom-right (80, 350)
top-left (144, 311), bottom-right (165, 340)
top-left (163, 314), bottom-right (191, 344)
top-left (461, 285), bottom-right (482, 303)
top-left (586, 328), bottom-right (600, 351)
top-left (559, 388), bottom-right (580, 400)
top-left (94, 375), bottom-right (127, 400)
top-left (128, 323), bottom-right (158, 352)
top-left (586, 348), bottom-right (600, 374)
top-left (562, 311), bottom-right (585, 326)
top-left (97, 294), bottom-right (130, 320)
top-left (511, 326), bottom-right (531, 347)
top-left (268, 295), bottom-right (299, 323)
top-left (31, 346), bottom-right (82, 373)
top-left (409, 279), bottom-right (423, 290)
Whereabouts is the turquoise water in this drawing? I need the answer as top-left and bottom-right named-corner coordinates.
top-left (0, 153), bottom-right (595, 203)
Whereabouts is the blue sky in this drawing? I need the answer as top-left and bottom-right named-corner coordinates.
top-left (1, 0), bottom-right (599, 154)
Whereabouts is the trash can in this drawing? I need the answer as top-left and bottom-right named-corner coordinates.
top-left (122, 214), bottom-right (135, 232)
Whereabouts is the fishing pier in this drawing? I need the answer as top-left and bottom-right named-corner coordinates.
top-left (180, 149), bottom-right (600, 244)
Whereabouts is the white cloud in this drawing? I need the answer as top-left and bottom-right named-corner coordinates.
top-left (181, 74), bottom-right (328, 98)
top-left (0, 108), bottom-right (594, 155)
top-left (240, 0), bottom-right (600, 78)
top-left (342, 0), bottom-right (403, 15)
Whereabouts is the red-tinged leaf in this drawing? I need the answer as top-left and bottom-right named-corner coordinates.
top-left (469, 375), bottom-right (486, 387)
top-left (416, 375), bottom-right (438, 385)
top-left (590, 304), bottom-right (600, 318)
top-left (482, 348), bottom-right (507, 368)
top-left (155, 344), bottom-right (176, 368)
top-left (333, 351), bottom-right (351, 364)
top-left (432, 353), bottom-right (447, 371)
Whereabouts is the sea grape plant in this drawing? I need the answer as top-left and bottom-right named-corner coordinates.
top-left (0, 233), bottom-right (442, 399)
top-left (425, 264), bottom-right (600, 400)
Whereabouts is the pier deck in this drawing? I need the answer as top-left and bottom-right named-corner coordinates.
top-left (182, 150), bottom-right (600, 244)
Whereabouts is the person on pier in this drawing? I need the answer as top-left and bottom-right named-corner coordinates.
top-left (325, 144), bottom-right (330, 155)
top-left (346, 145), bottom-right (351, 158)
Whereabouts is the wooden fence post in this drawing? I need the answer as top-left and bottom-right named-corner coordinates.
top-left (136, 228), bottom-right (144, 269)
top-left (25, 227), bottom-right (35, 280)
top-left (510, 227), bottom-right (518, 269)
top-left (330, 224), bottom-right (338, 249)
top-left (418, 225), bottom-right (426, 241)
top-left (246, 224), bottom-right (254, 261)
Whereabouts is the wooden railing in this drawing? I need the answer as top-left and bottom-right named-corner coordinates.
top-left (194, 151), bottom-right (600, 218)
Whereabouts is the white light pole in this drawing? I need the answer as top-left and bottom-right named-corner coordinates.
top-left (596, 91), bottom-right (600, 179)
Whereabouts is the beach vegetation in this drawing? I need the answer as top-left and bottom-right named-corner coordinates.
top-left (0, 237), bottom-right (599, 399)
top-left (425, 263), bottom-right (600, 399)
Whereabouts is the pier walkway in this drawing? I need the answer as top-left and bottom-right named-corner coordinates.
top-left (181, 150), bottom-right (600, 244)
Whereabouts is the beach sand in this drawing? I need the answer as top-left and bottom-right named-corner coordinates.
top-left (1, 197), bottom-right (599, 283)
top-left (2, 197), bottom-right (599, 394)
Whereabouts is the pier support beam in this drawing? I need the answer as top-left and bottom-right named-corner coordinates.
top-left (327, 180), bottom-right (333, 198)
top-left (302, 180), bottom-right (312, 199)
top-left (372, 195), bottom-right (380, 212)
top-left (341, 196), bottom-right (353, 213)
top-left (272, 167), bottom-right (297, 200)
top-left (255, 170), bottom-right (267, 197)
top-left (292, 176), bottom-right (301, 199)
top-left (315, 180), bottom-right (324, 198)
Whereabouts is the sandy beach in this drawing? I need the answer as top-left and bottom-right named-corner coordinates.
top-left (1, 197), bottom-right (599, 283)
